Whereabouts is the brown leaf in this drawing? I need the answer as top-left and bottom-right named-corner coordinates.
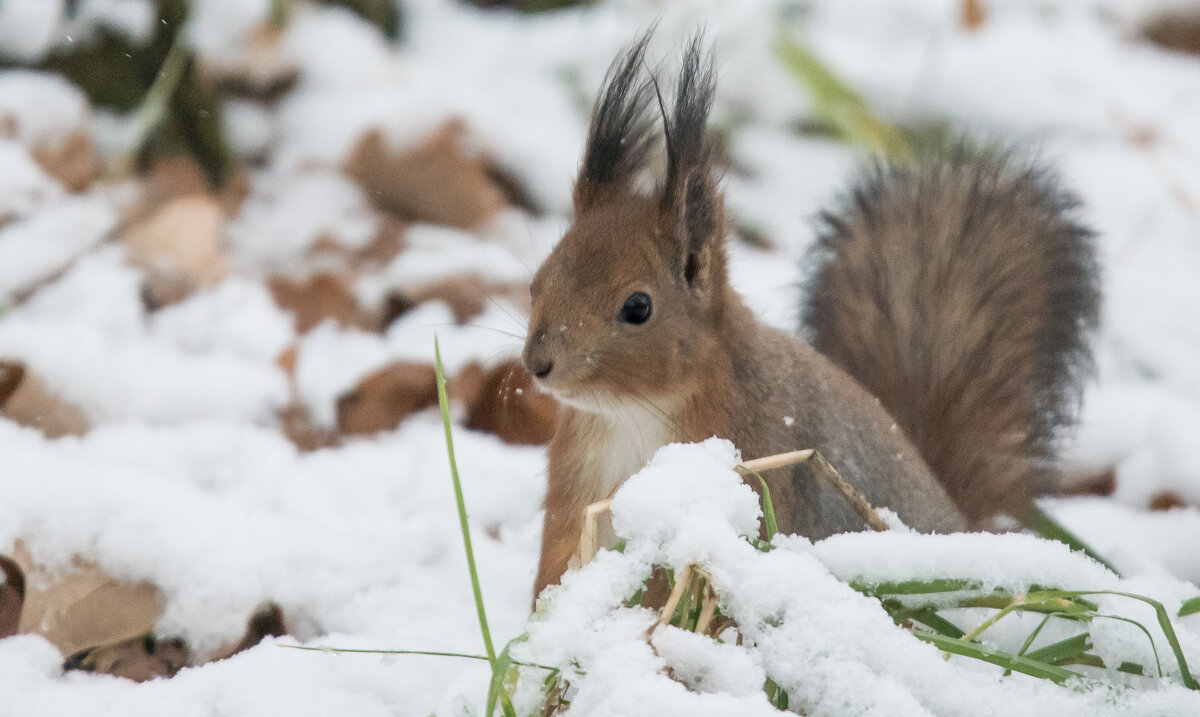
top-left (30, 130), bottom-right (100, 193)
top-left (0, 361), bottom-right (89, 438)
top-left (216, 602), bottom-right (288, 659)
top-left (1150, 491), bottom-right (1188, 511)
top-left (345, 123), bottom-right (508, 229)
top-left (464, 359), bottom-right (557, 445)
top-left (268, 273), bottom-right (371, 334)
top-left (1144, 10), bottom-right (1200, 56)
top-left (960, 0), bottom-right (987, 32)
top-left (12, 545), bottom-right (163, 658)
top-left (1055, 468), bottom-right (1116, 498)
top-left (381, 275), bottom-right (530, 329)
top-left (122, 195), bottom-right (230, 303)
top-left (0, 555), bottom-right (25, 639)
top-left (279, 401), bottom-right (338, 452)
top-left (336, 362), bottom-right (439, 435)
top-left (63, 634), bottom-right (189, 682)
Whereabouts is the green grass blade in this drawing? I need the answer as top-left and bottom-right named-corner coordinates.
top-left (774, 33), bottom-right (909, 157)
top-left (486, 636), bottom-right (527, 717)
top-left (1024, 633), bottom-right (1092, 665)
top-left (852, 578), bottom-right (984, 595)
top-left (1050, 590), bottom-right (1198, 689)
top-left (1021, 506), bottom-right (1121, 575)
top-left (434, 337), bottom-right (498, 673)
top-left (912, 632), bottom-right (1086, 683)
top-left (277, 644), bottom-right (558, 671)
top-left (1090, 614), bottom-right (1164, 678)
top-left (1180, 597), bottom-right (1200, 618)
top-left (749, 471), bottom-right (779, 541)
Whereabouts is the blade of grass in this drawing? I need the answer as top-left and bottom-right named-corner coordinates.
top-left (277, 644), bottom-right (558, 671)
top-left (486, 636), bottom-right (528, 717)
top-left (434, 336), bottom-right (499, 700)
top-left (1044, 590), bottom-right (1198, 689)
top-left (1180, 597), bottom-right (1200, 618)
top-left (912, 632), bottom-right (1087, 683)
top-left (852, 578), bottom-right (985, 595)
top-left (1021, 506), bottom-right (1121, 576)
top-left (774, 32), bottom-right (909, 157)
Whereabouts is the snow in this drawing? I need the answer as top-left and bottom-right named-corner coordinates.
top-left (516, 441), bottom-right (1200, 716)
top-left (1, 0), bottom-right (1200, 714)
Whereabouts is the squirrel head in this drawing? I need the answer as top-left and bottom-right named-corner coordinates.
top-left (523, 34), bottom-right (728, 413)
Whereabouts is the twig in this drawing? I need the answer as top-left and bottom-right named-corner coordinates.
top-left (577, 499), bottom-right (612, 566)
top-left (804, 450), bottom-right (890, 532)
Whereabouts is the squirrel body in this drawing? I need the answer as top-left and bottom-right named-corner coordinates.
top-left (524, 36), bottom-right (1098, 602)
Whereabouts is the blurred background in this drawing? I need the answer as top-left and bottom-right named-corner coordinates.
top-left (2, 0), bottom-right (1200, 712)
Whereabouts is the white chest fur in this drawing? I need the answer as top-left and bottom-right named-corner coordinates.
top-left (572, 397), bottom-right (678, 501)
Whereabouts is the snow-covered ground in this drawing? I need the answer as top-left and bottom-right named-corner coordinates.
top-left (3, 0), bottom-right (1200, 715)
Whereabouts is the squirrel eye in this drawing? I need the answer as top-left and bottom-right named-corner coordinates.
top-left (618, 291), bottom-right (652, 324)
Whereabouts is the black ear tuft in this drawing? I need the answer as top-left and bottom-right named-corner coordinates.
top-left (663, 34), bottom-right (716, 206)
top-left (576, 32), bottom-right (658, 207)
top-left (663, 34), bottom-right (719, 287)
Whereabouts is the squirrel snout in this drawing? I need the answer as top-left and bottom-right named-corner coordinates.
top-left (524, 353), bottom-right (554, 380)
top-left (523, 331), bottom-right (554, 380)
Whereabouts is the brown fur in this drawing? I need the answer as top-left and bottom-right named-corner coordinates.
top-left (804, 150), bottom-right (1099, 524)
top-left (524, 36), bottom-right (1097, 603)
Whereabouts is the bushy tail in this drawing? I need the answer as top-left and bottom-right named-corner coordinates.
top-left (802, 147), bottom-right (1100, 526)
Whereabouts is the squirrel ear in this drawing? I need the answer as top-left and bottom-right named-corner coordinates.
top-left (574, 33), bottom-right (657, 209)
top-left (673, 170), bottom-right (721, 289)
top-left (661, 34), bottom-right (721, 291)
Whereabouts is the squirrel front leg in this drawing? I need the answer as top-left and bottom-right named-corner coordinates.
top-left (531, 465), bottom-right (585, 608)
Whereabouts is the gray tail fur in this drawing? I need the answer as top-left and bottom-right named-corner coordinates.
top-left (802, 145), bottom-right (1100, 525)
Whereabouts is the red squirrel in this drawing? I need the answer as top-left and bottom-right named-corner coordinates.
top-left (522, 35), bottom-right (1100, 602)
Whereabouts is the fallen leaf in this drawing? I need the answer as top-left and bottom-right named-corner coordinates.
top-left (345, 123), bottom-right (508, 229)
top-left (0, 360), bottom-right (89, 438)
top-left (336, 362), bottom-right (439, 435)
top-left (960, 0), bottom-right (987, 32)
top-left (464, 359), bottom-right (557, 445)
top-left (122, 195), bottom-right (230, 300)
top-left (63, 634), bottom-right (189, 682)
top-left (268, 273), bottom-right (371, 333)
top-left (31, 130), bottom-right (100, 193)
top-left (0, 555), bottom-right (24, 639)
top-left (217, 602), bottom-right (288, 659)
top-left (381, 275), bottom-right (529, 329)
top-left (12, 545), bottom-right (163, 658)
top-left (1150, 491), bottom-right (1188, 511)
top-left (279, 401), bottom-right (338, 452)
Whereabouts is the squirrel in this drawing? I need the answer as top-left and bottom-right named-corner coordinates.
top-left (521, 34), bottom-right (1100, 602)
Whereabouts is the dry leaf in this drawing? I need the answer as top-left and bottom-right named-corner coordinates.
top-left (216, 603), bottom-right (288, 659)
top-left (0, 360), bottom-right (89, 438)
top-left (268, 273), bottom-right (371, 333)
top-left (381, 275), bottom-right (529, 329)
top-left (122, 195), bottom-right (230, 298)
top-left (63, 634), bottom-right (189, 682)
top-left (0, 555), bottom-right (24, 639)
top-left (1150, 491), bottom-right (1188, 511)
top-left (336, 362), bottom-right (439, 435)
top-left (12, 545), bottom-right (163, 658)
top-left (279, 401), bottom-right (338, 452)
top-left (345, 123), bottom-right (508, 229)
top-left (31, 130), bottom-right (100, 193)
top-left (960, 0), bottom-right (987, 32)
top-left (1055, 468), bottom-right (1116, 498)
top-left (464, 359), bottom-right (557, 445)
top-left (1144, 10), bottom-right (1200, 56)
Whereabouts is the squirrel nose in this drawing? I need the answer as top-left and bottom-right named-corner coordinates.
top-left (525, 356), bottom-right (553, 380)
top-left (524, 327), bottom-right (554, 379)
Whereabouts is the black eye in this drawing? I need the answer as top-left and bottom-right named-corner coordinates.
top-left (618, 292), bottom-right (652, 324)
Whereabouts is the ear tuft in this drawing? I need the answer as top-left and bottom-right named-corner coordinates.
top-left (663, 35), bottom-right (720, 288)
top-left (576, 32), bottom-right (658, 207)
